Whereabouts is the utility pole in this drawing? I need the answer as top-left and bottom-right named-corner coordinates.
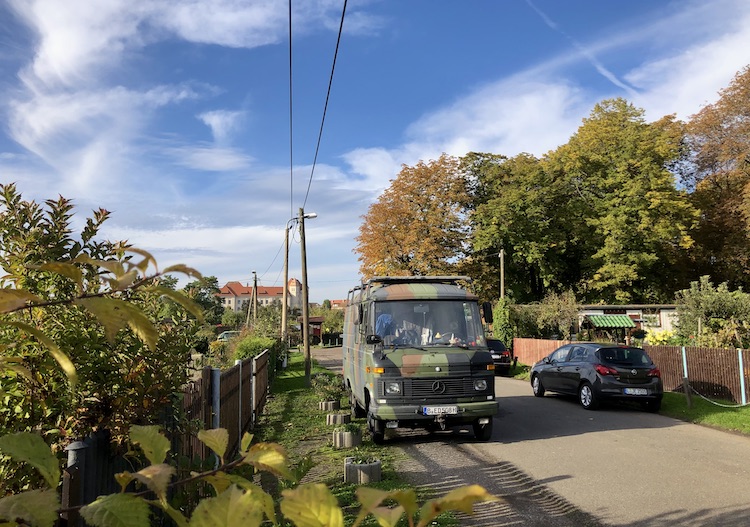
top-left (300, 207), bottom-right (312, 385)
top-left (281, 223), bottom-right (290, 348)
top-left (499, 249), bottom-right (505, 299)
top-left (252, 270), bottom-right (258, 326)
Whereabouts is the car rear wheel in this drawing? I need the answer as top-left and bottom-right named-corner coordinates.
top-left (579, 382), bottom-right (599, 410)
top-left (473, 418), bottom-right (493, 441)
top-left (531, 374), bottom-right (545, 397)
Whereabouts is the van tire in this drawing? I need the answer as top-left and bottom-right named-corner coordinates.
top-left (473, 418), bottom-right (493, 441)
top-left (350, 389), bottom-right (366, 418)
top-left (368, 414), bottom-right (385, 444)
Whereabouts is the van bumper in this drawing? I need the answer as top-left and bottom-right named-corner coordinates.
top-left (370, 400), bottom-right (498, 427)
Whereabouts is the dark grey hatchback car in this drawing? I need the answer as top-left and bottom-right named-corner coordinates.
top-left (530, 342), bottom-right (663, 411)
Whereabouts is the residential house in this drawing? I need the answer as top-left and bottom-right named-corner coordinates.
top-left (217, 278), bottom-right (303, 312)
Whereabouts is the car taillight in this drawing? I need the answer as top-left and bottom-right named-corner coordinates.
top-left (594, 364), bottom-right (618, 376)
top-left (648, 367), bottom-right (661, 378)
top-left (501, 351), bottom-right (510, 357)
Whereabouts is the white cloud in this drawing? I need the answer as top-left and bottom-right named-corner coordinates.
top-left (198, 110), bottom-right (245, 144)
top-left (169, 145), bottom-right (253, 171)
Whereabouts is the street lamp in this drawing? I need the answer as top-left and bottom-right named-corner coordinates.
top-left (281, 209), bottom-right (317, 384)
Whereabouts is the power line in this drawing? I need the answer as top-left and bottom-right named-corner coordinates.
top-left (288, 0), bottom-right (294, 220)
top-left (301, 0), bottom-right (348, 208)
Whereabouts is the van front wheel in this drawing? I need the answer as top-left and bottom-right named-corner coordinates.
top-left (473, 418), bottom-right (493, 441)
top-left (368, 414), bottom-right (385, 444)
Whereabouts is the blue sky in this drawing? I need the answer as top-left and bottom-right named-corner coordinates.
top-left (1, 0), bottom-right (749, 303)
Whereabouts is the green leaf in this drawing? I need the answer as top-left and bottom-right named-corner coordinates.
top-left (0, 289), bottom-right (43, 313)
top-left (241, 442), bottom-right (295, 481)
top-left (417, 485), bottom-right (498, 527)
top-left (80, 493), bottom-right (150, 527)
top-left (1, 321), bottom-right (77, 385)
top-left (198, 428), bottom-right (228, 463)
top-left (132, 464), bottom-right (174, 503)
top-left (0, 489), bottom-right (59, 527)
top-left (190, 485), bottom-right (264, 527)
top-left (280, 483), bottom-right (344, 527)
top-left (73, 255), bottom-right (126, 277)
top-left (75, 297), bottom-right (158, 351)
top-left (129, 425), bottom-right (170, 465)
top-left (0, 432), bottom-right (60, 489)
top-left (0, 357), bottom-right (33, 382)
top-left (148, 286), bottom-right (205, 323)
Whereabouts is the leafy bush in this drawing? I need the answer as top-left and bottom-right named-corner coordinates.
top-left (311, 372), bottom-right (345, 401)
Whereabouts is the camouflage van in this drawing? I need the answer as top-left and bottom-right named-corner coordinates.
top-left (342, 276), bottom-right (497, 443)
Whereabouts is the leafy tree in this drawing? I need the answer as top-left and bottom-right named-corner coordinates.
top-left (183, 276), bottom-right (224, 325)
top-left (221, 306), bottom-right (245, 329)
top-left (536, 290), bottom-right (580, 340)
top-left (674, 275), bottom-right (750, 348)
top-left (0, 184), bottom-right (201, 493)
top-left (683, 65), bottom-right (750, 290)
top-left (466, 152), bottom-right (578, 302)
top-left (355, 154), bottom-right (471, 278)
top-left (544, 98), bottom-right (698, 303)
top-left (311, 304), bottom-right (344, 345)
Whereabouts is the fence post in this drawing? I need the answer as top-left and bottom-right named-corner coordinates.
top-left (681, 346), bottom-right (692, 408)
top-left (235, 359), bottom-right (242, 444)
top-left (739, 348), bottom-right (747, 406)
top-left (61, 441), bottom-right (88, 527)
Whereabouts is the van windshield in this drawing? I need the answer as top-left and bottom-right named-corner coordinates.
top-left (374, 300), bottom-right (486, 348)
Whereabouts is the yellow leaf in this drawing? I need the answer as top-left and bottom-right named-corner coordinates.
top-left (242, 442), bottom-right (295, 481)
top-left (0, 489), bottom-right (59, 527)
top-left (114, 471), bottom-right (134, 492)
top-left (240, 432), bottom-right (253, 453)
top-left (353, 488), bottom-right (416, 527)
top-left (75, 297), bottom-right (158, 351)
top-left (38, 262), bottom-right (84, 291)
top-left (0, 289), bottom-right (43, 312)
top-left (225, 475), bottom-right (277, 525)
top-left (129, 425), bottom-right (170, 465)
top-left (370, 505), bottom-right (405, 527)
top-left (2, 321), bottom-right (77, 385)
top-left (148, 286), bottom-right (205, 322)
top-left (417, 485), bottom-right (498, 527)
top-left (281, 483), bottom-right (344, 527)
top-left (190, 485), bottom-right (264, 527)
top-left (198, 428), bottom-right (228, 463)
top-left (202, 472), bottom-right (232, 495)
top-left (132, 464), bottom-right (174, 503)
top-left (162, 264), bottom-right (202, 280)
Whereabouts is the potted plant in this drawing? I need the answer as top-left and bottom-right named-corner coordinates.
top-left (332, 423), bottom-right (362, 449)
top-left (344, 448), bottom-right (381, 483)
top-left (312, 373), bottom-right (345, 410)
top-left (326, 411), bottom-right (351, 426)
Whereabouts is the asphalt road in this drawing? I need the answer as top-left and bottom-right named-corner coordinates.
top-left (312, 347), bottom-right (750, 526)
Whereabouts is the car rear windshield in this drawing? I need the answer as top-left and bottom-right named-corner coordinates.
top-left (597, 347), bottom-right (652, 366)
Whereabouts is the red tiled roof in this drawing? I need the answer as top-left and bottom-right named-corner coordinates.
top-left (218, 281), bottom-right (284, 297)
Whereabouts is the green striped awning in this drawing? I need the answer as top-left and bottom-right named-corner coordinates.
top-left (584, 314), bottom-right (636, 328)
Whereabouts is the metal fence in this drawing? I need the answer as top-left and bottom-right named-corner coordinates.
top-left (512, 338), bottom-right (750, 404)
top-left (59, 350), bottom-right (271, 526)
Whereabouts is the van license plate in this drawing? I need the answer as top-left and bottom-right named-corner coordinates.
top-left (623, 388), bottom-right (648, 395)
top-left (423, 406), bottom-right (458, 415)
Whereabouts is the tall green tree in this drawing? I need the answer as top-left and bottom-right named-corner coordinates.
top-left (183, 276), bottom-right (223, 325)
top-left (466, 152), bottom-right (582, 302)
top-left (544, 98), bottom-right (697, 303)
top-left (355, 154), bottom-right (470, 278)
top-left (683, 65), bottom-right (750, 290)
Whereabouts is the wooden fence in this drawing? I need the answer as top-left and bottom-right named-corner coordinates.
top-left (60, 350), bottom-right (271, 526)
top-left (512, 338), bottom-right (750, 404)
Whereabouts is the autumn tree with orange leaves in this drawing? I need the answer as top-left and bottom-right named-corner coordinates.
top-left (355, 154), bottom-right (470, 279)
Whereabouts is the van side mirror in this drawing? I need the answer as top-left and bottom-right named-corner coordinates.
top-left (482, 302), bottom-right (493, 324)
top-left (366, 334), bottom-right (382, 345)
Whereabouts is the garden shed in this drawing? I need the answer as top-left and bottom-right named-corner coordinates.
top-left (581, 314), bottom-right (636, 343)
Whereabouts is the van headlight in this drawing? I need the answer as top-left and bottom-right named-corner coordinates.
top-left (384, 381), bottom-right (402, 395)
top-left (474, 379), bottom-right (488, 391)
